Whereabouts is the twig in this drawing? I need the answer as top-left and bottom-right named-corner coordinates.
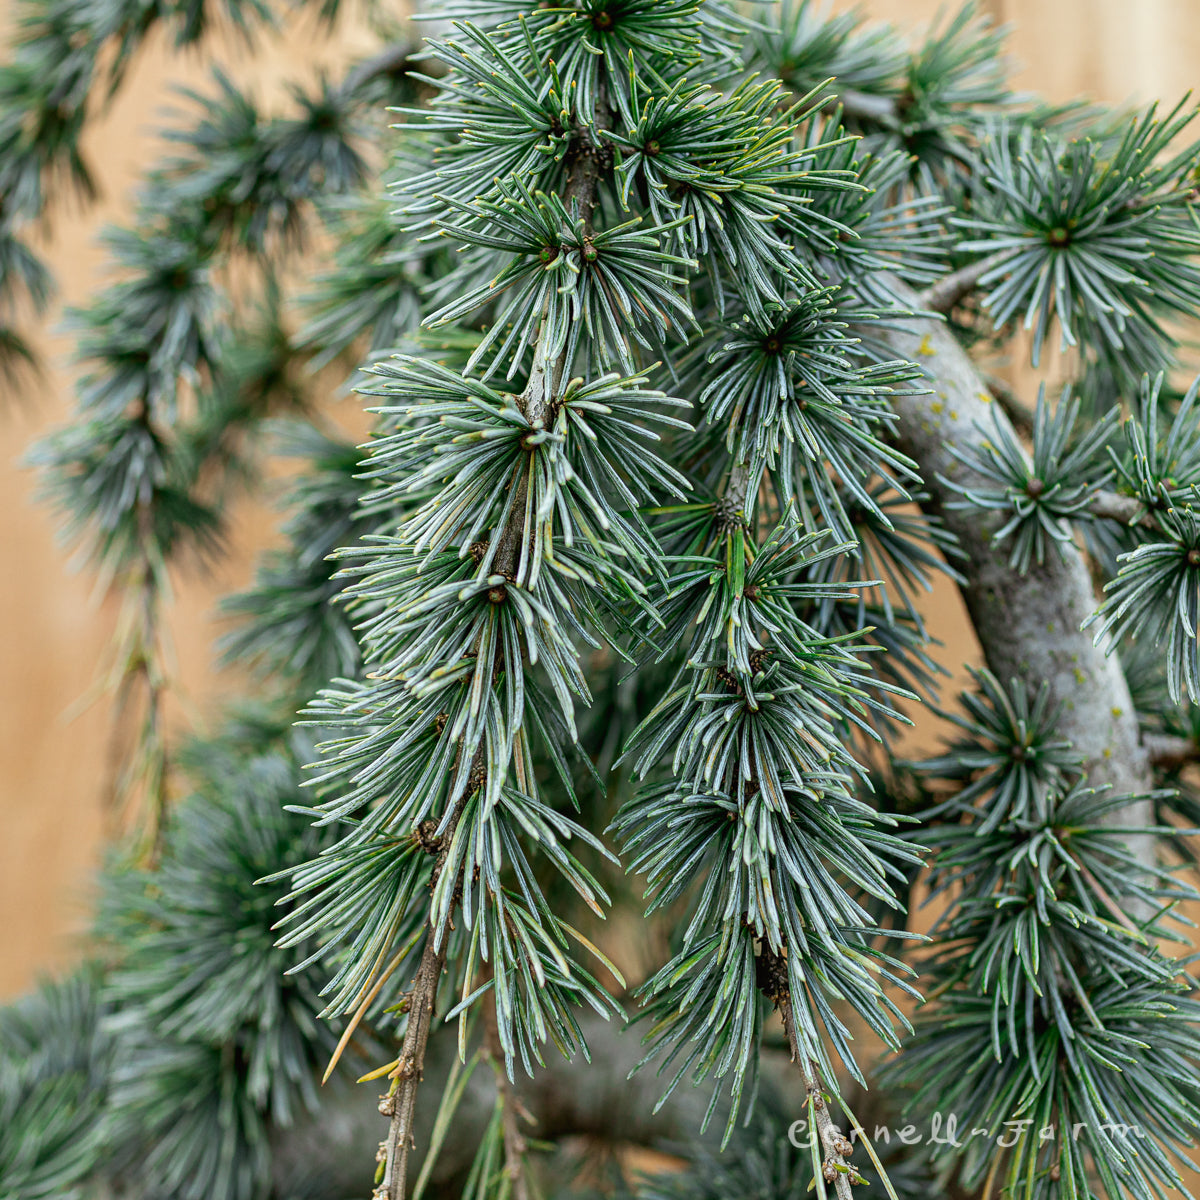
top-left (759, 946), bottom-right (857, 1199)
top-left (482, 978), bottom-right (533, 1200)
top-left (827, 88), bottom-right (899, 125)
top-left (376, 771), bottom-right (476, 1200)
top-left (374, 84), bottom-right (614, 1200)
top-left (718, 459), bottom-right (754, 528)
top-left (1142, 732), bottom-right (1197, 771)
top-left (1088, 490), bottom-right (1153, 528)
top-left (781, 1021), bottom-right (857, 1198)
top-left (376, 943), bottom-right (447, 1199)
top-left (562, 95), bottom-right (611, 238)
top-left (919, 252), bottom-right (1009, 316)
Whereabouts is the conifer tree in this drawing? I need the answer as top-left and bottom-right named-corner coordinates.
top-left (5, 3), bottom-right (1200, 1200)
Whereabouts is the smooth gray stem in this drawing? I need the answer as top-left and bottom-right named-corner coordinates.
top-left (1089, 490), bottom-right (1152, 528)
top-left (341, 42), bottom-right (413, 97)
top-left (832, 89), bottom-right (899, 124)
top-left (919, 252), bottom-right (1009, 315)
top-left (876, 281), bottom-right (1156, 852)
top-left (1142, 732), bottom-right (1197, 771)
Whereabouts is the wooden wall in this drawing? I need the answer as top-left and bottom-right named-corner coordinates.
top-left (1, 0), bottom-right (1195, 997)
top-left (857, 0), bottom-right (1200, 104)
top-left (0, 11), bottom-right (379, 995)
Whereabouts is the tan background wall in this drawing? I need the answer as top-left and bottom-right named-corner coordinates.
top-left (1, 0), bottom-right (1197, 998)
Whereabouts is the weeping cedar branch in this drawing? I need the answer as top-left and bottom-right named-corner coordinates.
top-left (760, 944), bottom-right (858, 1200)
top-left (375, 95), bottom-right (613, 1200)
top-left (879, 279), bottom-right (1155, 841)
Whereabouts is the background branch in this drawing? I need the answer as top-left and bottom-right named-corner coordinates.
top-left (1142, 732), bottom-right (1197, 771)
top-left (828, 89), bottom-right (899, 125)
top-left (984, 377), bottom-right (1036, 436)
top-left (1088, 490), bottom-right (1153, 527)
top-left (482, 982), bottom-right (532, 1200)
top-left (377, 803), bottom-right (464, 1200)
top-left (919, 252), bottom-right (1008, 315)
top-left (341, 43), bottom-right (417, 97)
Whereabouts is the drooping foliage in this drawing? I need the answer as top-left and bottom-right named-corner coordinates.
top-left (6, 3), bottom-right (1200, 1200)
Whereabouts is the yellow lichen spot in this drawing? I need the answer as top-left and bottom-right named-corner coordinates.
top-left (1111, 706), bottom-right (1123, 718)
top-left (1073, 667), bottom-right (1086, 684)
top-left (930, 401), bottom-right (944, 415)
top-left (1046, 622), bottom-right (1055, 633)
top-left (1103, 747), bottom-right (1113, 758)
top-left (978, 391), bottom-right (993, 404)
top-left (917, 334), bottom-right (936, 357)
top-left (949, 410), bottom-right (959, 420)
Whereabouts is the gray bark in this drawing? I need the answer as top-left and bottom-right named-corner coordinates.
top-left (877, 283), bottom-right (1155, 831)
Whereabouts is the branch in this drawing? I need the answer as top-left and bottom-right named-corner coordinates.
top-left (1142, 732), bottom-right (1198, 772)
top-left (718, 459), bottom-right (754, 527)
top-left (272, 1010), bottom-right (739, 1197)
top-left (104, 507), bottom-right (171, 861)
top-left (341, 42), bottom-right (417, 98)
top-left (375, 85), bottom-right (615, 1200)
top-left (377, 942), bottom-right (446, 1199)
top-left (828, 89), bottom-right (899, 125)
top-left (918, 252), bottom-right (1009, 315)
top-left (513, 86), bottom-right (611, 436)
top-left (1088, 490), bottom-right (1153, 528)
top-left (482, 980), bottom-right (532, 1200)
top-left (561, 98), bottom-right (611, 238)
top-left (875, 279), bottom-right (1156, 851)
top-left (376, 774), bottom-right (475, 1200)
top-left (764, 973), bottom-right (856, 1196)
top-left (376, 520), bottom-right (518, 1197)
top-left (985, 377), bottom-right (1035, 437)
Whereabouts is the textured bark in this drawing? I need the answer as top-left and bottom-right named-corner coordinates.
top-left (770, 958), bottom-right (858, 1200)
top-left (877, 283), bottom-right (1155, 826)
top-left (376, 780), bottom-right (472, 1200)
